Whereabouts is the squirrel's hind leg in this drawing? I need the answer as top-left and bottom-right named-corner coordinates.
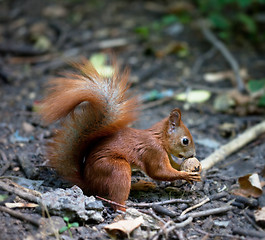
top-left (84, 156), bottom-right (131, 211)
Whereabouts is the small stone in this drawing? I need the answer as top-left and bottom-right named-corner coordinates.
top-left (22, 122), bottom-right (35, 133)
top-left (40, 186), bottom-right (104, 222)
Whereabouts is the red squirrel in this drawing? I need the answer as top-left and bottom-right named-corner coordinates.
top-left (40, 60), bottom-right (201, 211)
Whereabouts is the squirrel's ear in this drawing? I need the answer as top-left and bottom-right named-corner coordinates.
top-left (169, 108), bottom-right (181, 128)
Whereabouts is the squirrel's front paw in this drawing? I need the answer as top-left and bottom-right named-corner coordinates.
top-left (181, 171), bottom-right (201, 182)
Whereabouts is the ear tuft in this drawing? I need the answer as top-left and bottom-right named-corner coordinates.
top-left (169, 108), bottom-right (182, 127)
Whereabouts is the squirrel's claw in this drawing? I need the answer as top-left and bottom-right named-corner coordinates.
top-left (181, 171), bottom-right (201, 182)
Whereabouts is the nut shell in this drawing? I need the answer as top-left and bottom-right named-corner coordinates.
top-left (180, 157), bottom-right (202, 173)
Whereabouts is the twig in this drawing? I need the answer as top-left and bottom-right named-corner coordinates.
top-left (141, 97), bottom-right (173, 110)
top-left (0, 150), bottom-right (10, 176)
top-left (127, 198), bottom-right (192, 208)
top-left (180, 197), bottom-right (210, 216)
top-left (95, 195), bottom-right (128, 209)
top-left (0, 205), bottom-right (40, 227)
top-left (139, 208), bottom-right (166, 225)
top-left (151, 221), bottom-right (174, 240)
top-left (152, 204), bottom-right (176, 218)
top-left (242, 210), bottom-right (264, 232)
top-left (199, 20), bottom-right (245, 93)
top-left (233, 227), bottom-right (265, 238)
top-left (34, 38), bottom-right (129, 74)
top-left (0, 179), bottom-right (40, 203)
top-left (167, 217), bottom-right (193, 230)
top-left (0, 44), bottom-right (47, 56)
top-left (151, 218), bottom-right (193, 240)
top-left (174, 230), bottom-right (185, 240)
top-left (194, 228), bottom-right (244, 239)
top-left (178, 205), bottom-right (233, 221)
top-left (191, 47), bottom-right (217, 81)
top-left (201, 120), bottom-right (265, 170)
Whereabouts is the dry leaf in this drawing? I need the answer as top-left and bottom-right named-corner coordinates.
top-left (228, 89), bottom-right (252, 106)
top-left (235, 173), bottom-right (263, 198)
top-left (104, 216), bottom-right (144, 237)
top-left (204, 69), bottom-right (247, 83)
top-left (131, 180), bottom-right (157, 191)
top-left (5, 202), bottom-right (39, 208)
top-left (175, 90), bottom-right (211, 103)
top-left (254, 207), bottom-right (265, 226)
top-left (156, 42), bottom-right (188, 58)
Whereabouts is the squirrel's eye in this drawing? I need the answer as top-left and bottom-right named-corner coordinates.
top-left (181, 137), bottom-right (189, 146)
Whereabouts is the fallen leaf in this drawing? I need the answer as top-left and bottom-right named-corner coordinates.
top-left (213, 94), bottom-right (235, 112)
top-left (234, 173), bottom-right (263, 198)
top-left (104, 216), bottom-right (144, 237)
top-left (254, 207), bottom-right (265, 226)
top-left (175, 90), bottom-right (211, 103)
top-left (131, 180), bottom-right (157, 191)
top-left (156, 42), bottom-right (189, 58)
top-left (204, 69), bottom-right (248, 83)
top-left (0, 194), bottom-right (8, 202)
top-left (89, 53), bottom-right (114, 77)
top-left (5, 202), bottom-right (39, 208)
top-left (228, 89), bottom-right (252, 105)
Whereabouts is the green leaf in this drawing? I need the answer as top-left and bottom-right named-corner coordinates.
top-left (218, 30), bottom-right (231, 40)
top-left (59, 226), bottom-right (69, 234)
top-left (70, 222), bottom-right (79, 228)
top-left (237, 14), bottom-right (257, 33)
top-left (161, 15), bottom-right (179, 25)
top-left (152, 21), bottom-right (162, 31)
top-left (63, 216), bottom-right (69, 222)
top-left (135, 26), bottom-right (150, 38)
top-left (0, 194), bottom-right (8, 202)
top-left (258, 95), bottom-right (265, 106)
top-left (248, 79), bottom-right (265, 92)
top-left (210, 13), bottom-right (231, 30)
top-left (236, 0), bottom-right (252, 8)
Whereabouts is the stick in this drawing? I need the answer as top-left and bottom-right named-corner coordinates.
top-left (167, 217), bottom-right (193, 230)
top-left (139, 208), bottom-right (166, 225)
top-left (199, 20), bottom-right (245, 93)
top-left (127, 198), bottom-right (192, 208)
top-left (233, 227), bottom-right (265, 238)
top-left (151, 221), bottom-right (174, 240)
top-left (0, 150), bottom-right (10, 176)
top-left (95, 195), bottom-right (128, 209)
top-left (180, 197), bottom-right (210, 216)
top-left (0, 205), bottom-right (40, 227)
top-left (191, 47), bottom-right (217, 81)
top-left (194, 228), bottom-right (244, 239)
top-left (201, 120), bottom-right (265, 170)
top-left (151, 218), bottom-right (193, 240)
top-left (178, 205), bottom-right (233, 221)
top-left (0, 180), bottom-right (40, 203)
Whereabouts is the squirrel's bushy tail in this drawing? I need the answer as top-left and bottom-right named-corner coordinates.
top-left (40, 60), bottom-right (139, 186)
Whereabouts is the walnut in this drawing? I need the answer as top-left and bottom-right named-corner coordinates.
top-left (180, 157), bottom-right (202, 173)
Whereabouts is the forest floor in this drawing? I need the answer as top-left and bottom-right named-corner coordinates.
top-left (0, 0), bottom-right (265, 239)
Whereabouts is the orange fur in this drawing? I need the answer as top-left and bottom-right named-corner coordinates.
top-left (40, 60), bottom-right (200, 211)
